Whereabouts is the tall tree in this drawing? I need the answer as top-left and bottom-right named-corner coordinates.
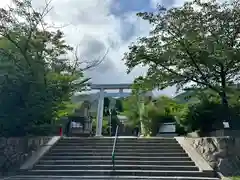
top-left (0, 0), bottom-right (98, 136)
top-left (123, 0), bottom-right (240, 128)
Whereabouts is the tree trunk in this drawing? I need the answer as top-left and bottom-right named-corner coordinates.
top-left (219, 66), bottom-right (232, 129)
top-left (219, 91), bottom-right (232, 129)
top-left (220, 91), bottom-right (229, 108)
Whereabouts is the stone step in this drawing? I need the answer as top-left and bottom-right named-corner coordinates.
top-left (62, 137), bottom-right (177, 141)
top-left (49, 148), bottom-right (186, 153)
top-left (23, 169), bottom-right (215, 177)
top-left (34, 164), bottom-right (199, 171)
top-left (41, 155), bottom-right (191, 161)
top-left (56, 143), bottom-right (180, 147)
top-left (58, 140), bottom-right (178, 143)
top-left (53, 145), bottom-right (183, 150)
top-left (47, 152), bottom-right (188, 157)
top-left (58, 140), bottom-right (179, 144)
top-left (7, 175), bottom-right (220, 180)
top-left (37, 160), bottom-right (196, 166)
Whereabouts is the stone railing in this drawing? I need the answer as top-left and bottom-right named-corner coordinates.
top-left (188, 137), bottom-right (240, 177)
top-left (0, 136), bottom-right (51, 176)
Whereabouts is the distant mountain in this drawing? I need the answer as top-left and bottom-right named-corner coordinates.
top-left (174, 84), bottom-right (240, 103)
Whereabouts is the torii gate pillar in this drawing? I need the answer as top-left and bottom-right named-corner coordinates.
top-left (89, 83), bottom-right (152, 136)
top-left (96, 88), bottom-right (104, 136)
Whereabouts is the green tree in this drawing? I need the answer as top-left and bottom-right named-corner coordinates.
top-left (123, 95), bottom-right (181, 136)
top-left (177, 98), bottom-right (223, 134)
top-left (175, 89), bottom-right (240, 134)
top-left (115, 99), bottom-right (123, 112)
top-left (122, 95), bottom-right (140, 125)
top-left (146, 96), bottom-right (182, 136)
top-left (123, 0), bottom-right (240, 128)
top-left (0, 0), bottom-right (90, 136)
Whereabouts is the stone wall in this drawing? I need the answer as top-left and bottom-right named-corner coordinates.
top-left (188, 137), bottom-right (240, 177)
top-left (0, 136), bottom-right (51, 176)
top-left (210, 130), bottom-right (240, 137)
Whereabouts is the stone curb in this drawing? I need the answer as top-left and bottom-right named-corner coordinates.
top-left (20, 136), bottom-right (61, 170)
top-left (175, 137), bottom-right (214, 173)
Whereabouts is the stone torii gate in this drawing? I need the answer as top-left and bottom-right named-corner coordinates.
top-left (89, 83), bottom-right (152, 136)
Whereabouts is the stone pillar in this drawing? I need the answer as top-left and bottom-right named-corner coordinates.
top-left (96, 88), bottom-right (104, 136)
top-left (84, 108), bottom-right (88, 117)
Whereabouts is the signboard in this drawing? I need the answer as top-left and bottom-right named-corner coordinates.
top-left (158, 123), bottom-right (176, 133)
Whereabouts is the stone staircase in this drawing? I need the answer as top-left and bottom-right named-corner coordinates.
top-left (6, 137), bottom-right (220, 180)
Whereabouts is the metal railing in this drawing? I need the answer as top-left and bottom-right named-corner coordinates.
top-left (111, 125), bottom-right (119, 169)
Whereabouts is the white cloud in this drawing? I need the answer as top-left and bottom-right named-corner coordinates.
top-left (0, 0), bottom-right (11, 7)
top-left (0, 0), bottom-right (179, 96)
top-left (36, 0), bottom-right (151, 85)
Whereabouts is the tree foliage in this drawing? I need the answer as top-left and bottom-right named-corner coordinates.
top-left (0, 0), bottom-right (91, 136)
top-left (122, 88), bottom-right (240, 136)
top-left (123, 0), bottom-right (240, 127)
top-left (123, 95), bottom-right (181, 136)
top-left (122, 95), bottom-right (140, 128)
top-left (176, 89), bottom-right (240, 134)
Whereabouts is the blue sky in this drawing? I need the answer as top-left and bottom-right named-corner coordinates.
top-left (110, 0), bottom-right (156, 42)
top-left (0, 0), bottom-right (184, 96)
top-left (110, 0), bottom-right (155, 17)
top-left (109, 0), bottom-right (177, 41)
top-left (110, 0), bottom-right (176, 16)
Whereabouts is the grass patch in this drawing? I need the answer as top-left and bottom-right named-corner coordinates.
top-left (232, 177), bottom-right (240, 180)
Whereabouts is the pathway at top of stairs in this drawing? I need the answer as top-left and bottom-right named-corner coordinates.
top-left (4, 137), bottom-right (220, 180)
